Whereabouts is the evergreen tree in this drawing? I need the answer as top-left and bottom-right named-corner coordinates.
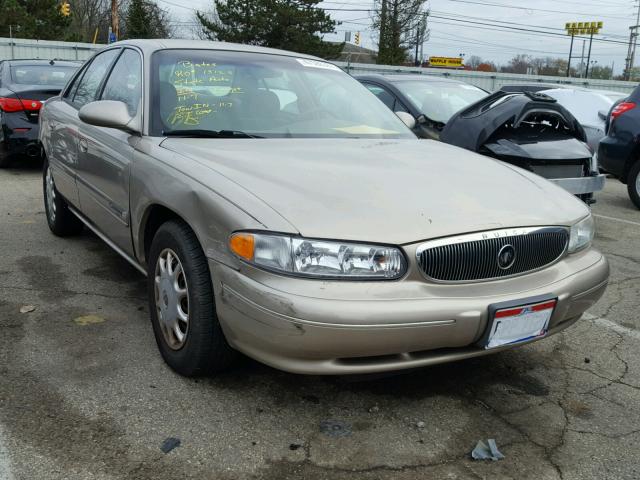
top-left (373, 0), bottom-right (428, 65)
top-left (0, 0), bottom-right (70, 40)
top-left (123, 0), bottom-right (171, 39)
top-left (197, 0), bottom-right (343, 59)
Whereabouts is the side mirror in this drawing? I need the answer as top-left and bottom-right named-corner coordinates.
top-left (416, 114), bottom-right (428, 125)
top-left (598, 110), bottom-right (608, 121)
top-left (395, 111), bottom-right (416, 129)
top-left (79, 100), bottom-right (139, 133)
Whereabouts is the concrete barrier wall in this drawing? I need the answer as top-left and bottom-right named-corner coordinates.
top-left (334, 61), bottom-right (639, 94)
top-left (0, 37), bottom-right (102, 62)
top-left (0, 38), bottom-right (636, 94)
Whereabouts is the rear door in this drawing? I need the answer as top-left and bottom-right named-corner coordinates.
top-left (76, 48), bottom-right (143, 255)
top-left (45, 50), bottom-right (120, 207)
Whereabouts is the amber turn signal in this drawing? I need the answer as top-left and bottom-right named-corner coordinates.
top-left (229, 233), bottom-right (255, 260)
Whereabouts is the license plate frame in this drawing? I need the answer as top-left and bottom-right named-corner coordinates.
top-left (480, 295), bottom-right (558, 350)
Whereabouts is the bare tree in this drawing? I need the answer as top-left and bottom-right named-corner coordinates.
top-left (466, 55), bottom-right (482, 70)
top-left (68, 0), bottom-right (111, 42)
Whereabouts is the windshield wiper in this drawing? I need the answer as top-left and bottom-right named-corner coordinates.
top-left (162, 129), bottom-right (262, 139)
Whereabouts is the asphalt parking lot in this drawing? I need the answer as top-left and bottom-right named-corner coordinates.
top-left (1, 164), bottom-right (639, 480)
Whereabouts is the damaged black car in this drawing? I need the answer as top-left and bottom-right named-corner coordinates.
top-left (440, 91), bottom-right (604, 204)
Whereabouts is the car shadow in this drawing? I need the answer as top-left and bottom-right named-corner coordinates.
top-left (204, 346), bottom-right (550, 404)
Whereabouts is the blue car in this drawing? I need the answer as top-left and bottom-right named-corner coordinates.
top-left (598, 86), bottom-right (640, 209)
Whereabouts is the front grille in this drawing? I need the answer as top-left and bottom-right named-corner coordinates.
top-left (416, 227), bottom-right (569, 282)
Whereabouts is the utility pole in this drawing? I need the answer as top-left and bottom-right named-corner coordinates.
top-left (624, 0), bottom-right (640, 80)
top-left (111, 0), bottom-right (119, 43)
top-left (580, 40), bottom-right (586, 78)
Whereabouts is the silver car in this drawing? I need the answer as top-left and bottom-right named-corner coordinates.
top-left (40, 40), bottom-right (609, 376)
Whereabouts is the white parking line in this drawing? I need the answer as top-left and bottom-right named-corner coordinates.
top-left (0, 423), bottom-right (15, 480)
top-left (593, 214), bottom-right (640, 227)
top-left (584, 313), bottom-right (640, 341)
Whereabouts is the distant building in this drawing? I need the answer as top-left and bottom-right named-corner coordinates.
top-left (331, 42), bottom-right (377, 64)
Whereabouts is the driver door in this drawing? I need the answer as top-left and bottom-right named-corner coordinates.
top-left (76, 48), bottom-right (143, 256)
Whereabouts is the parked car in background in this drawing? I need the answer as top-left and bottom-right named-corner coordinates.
top-left (0, 59), bottom-right (79, 167)
top-left (361, 76), bottom-right (604, 204)
top-left (501, 85), bottom-right (627, 152)
top-left (598, 84), bottom-right (640, 209)
top-left (40, 40), bottom-right (608, 377)
top-left (441, 91), bottom-right (605, 204)
top-left (356, 74), bottom-right (488, 140)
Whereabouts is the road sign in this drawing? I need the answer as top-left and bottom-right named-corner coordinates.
top-left (429, 56), bottom-right (464, 68)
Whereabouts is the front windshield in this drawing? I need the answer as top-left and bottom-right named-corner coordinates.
top-left (150, 49), bottom-right (414, 138)
top-left (394, 80), bottom-right (487, 124)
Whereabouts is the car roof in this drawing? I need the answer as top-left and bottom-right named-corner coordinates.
top-left (541, 87), bottom-right (627, 97)
top-left (3, 59), bottom-right (81, 67)
top-left (355, 73), bottom-right (470, 85)
top-left (109, 39), bottom-right (324, 61)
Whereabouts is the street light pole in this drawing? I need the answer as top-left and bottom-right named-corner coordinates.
top-left (585, 31), bottom-right (594, 78)
top-left (9, 24), bottom-right (14, 60)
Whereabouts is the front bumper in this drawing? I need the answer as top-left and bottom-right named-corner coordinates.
top-left (549, 174), bottom-right (606, 195)
top-left (211, 248), bottom-right (609, 374)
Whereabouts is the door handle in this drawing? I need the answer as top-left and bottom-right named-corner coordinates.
top-left (79, 137), bottom-right (88, 153)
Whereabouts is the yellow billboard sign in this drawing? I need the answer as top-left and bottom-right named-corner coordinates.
top-left (565, 21), bottom-right (603, 36)
top-left (429, 56), bottom-right (464, 68)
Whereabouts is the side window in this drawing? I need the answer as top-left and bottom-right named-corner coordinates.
top-left (394, 99), bottom-right (410, 113)
top-left (63, 66), bottom-right (85, 100)
top-left (364, 83), bottom-right (395, 110)
top-left (101, 49), bottom-right (142, 116)
top-left (73, 49), bottom-right (120, 108)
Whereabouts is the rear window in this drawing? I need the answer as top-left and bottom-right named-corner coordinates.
top-left (10, 65), bottom-right (77, 86)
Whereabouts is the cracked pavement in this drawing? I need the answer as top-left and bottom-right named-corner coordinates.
top-left (1, 166), bottom-right (639, 480)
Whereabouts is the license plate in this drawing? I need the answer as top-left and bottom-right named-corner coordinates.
top-left (484, 299), bottom-right (557, 349)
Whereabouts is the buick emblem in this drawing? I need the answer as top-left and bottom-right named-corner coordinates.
top-left (497, 244), bottom-right (516, 270)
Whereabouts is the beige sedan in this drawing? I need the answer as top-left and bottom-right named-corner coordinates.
top-left (39, 39), bottom-right (609, 375)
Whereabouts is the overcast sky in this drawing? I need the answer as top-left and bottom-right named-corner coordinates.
top-left (158, 0), bottom-right (637, 75)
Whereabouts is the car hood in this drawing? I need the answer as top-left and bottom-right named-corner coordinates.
top-left (161, 138), bottom-right (589, 245)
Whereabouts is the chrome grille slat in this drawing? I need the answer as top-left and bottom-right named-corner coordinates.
top-left (416, 227), bottom-right (569, 283)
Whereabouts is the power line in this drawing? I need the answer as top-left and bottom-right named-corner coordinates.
top-left (441, 0), bottom-right (630, 19)
top-left (428, 14), bottom-right (630, 46)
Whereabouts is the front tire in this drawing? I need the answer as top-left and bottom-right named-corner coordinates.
top-left (43, 159), bottom-right (83, 236)
top-left (628, 161), bottom-right (640, 210)
top-left (147, 220), bottom-right (237, 376)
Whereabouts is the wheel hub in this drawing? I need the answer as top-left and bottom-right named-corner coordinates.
top-left (154, 248), bottom-right (189, 350)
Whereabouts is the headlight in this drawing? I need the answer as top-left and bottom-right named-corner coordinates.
top-left (568, 215), bottom-right (595, 253)
top-left (229, 232), bottom-right (407, 279)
